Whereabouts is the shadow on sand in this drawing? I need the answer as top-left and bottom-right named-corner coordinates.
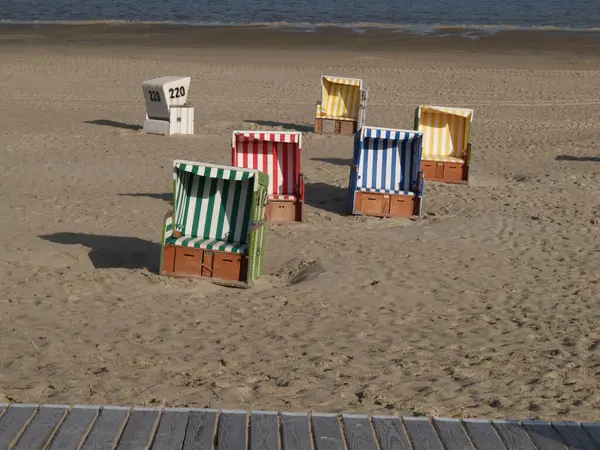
top-left (85, 119), bottom-right (142, 131)
top-left (311, 157), bottom-right (353, 167)
top-left (244, 119), bottom-right (313, 133)
top-left (556, 155), bottom-right (600, 162)
top-left (304, 182), bottom-right (349, 216)
top-left (120, 193), bottom-right (173, 203)
top-left (40, 232), bottom-right (160, 272)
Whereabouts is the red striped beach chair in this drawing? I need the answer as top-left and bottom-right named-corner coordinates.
top-left (232, 131), bottom-right (304, 223)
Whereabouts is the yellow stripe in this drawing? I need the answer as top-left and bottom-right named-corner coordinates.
top-left (319, 76), bottom-right (362, 120)
top-left (418, 106), bottom-right (472, 160)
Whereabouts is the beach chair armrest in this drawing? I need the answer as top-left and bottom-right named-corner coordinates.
top-left (465, 143), bottom-right (472, 165)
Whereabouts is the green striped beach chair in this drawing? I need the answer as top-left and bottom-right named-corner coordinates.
top-left (160, 160), bottom-right (269, 288)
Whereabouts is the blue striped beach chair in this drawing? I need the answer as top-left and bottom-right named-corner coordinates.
top-left (347, 126), bottom-right (424, 218)
top-left (160, 160), bottom-right (269, 288)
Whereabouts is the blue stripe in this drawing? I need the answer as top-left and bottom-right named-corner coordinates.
top-left (360, 134), bottom-right (368, 189)
top-left (381, 129), bottom-right (389, 190)
top-left (410, 137), bottom-right (418, 191)
top-left (390, 132), bottom-right (398, 191)
top-left (399, 137), bottom-right (407, 191)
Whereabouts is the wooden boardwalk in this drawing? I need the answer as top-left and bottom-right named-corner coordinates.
top-left (0, 403), bottom-right (599, 449)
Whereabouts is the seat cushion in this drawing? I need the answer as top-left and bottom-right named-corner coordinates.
top-left (166, 236), bottom-right (248, 254)
top-left (268, 194), bottom-right (296, 201)
top-left (422, 154), bottom-right (465, 164)
top-left (357, 187), bottom-right (415, 196)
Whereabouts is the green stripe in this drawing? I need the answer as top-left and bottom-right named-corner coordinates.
top-left (228, 179), bottom-right (243, 243)
top-left (180, 171), bottom-right (193, 232)
top-left (215, 178), bottom-right (230, 241)
top-left (190, 174), bottom-right (205, 237)
top-left (202, 176), bottom-right (219, 238)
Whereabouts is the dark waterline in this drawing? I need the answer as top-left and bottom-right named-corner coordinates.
top-left (1, 0), bottom-right (600, 30)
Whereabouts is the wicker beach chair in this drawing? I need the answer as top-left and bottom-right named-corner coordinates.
top-left (160, 160), bottom-right (268, 288)
top-left (314, 75), bottom-right (368, 135)
top-left (231, 131), bottom-right (304, 223)
top-left (414, 105), bottom-right (474, 184)
top-left (347, 126), bottom-right (424, 218)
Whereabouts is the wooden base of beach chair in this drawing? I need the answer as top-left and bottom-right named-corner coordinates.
top-left (420, 144), bottom-right (471, 184)
top-left (421, 160), bottom-right (469, 184)
top-left (354, 191), bottom-right (420, 218)
top-left (161, 244), bottom-right (249, 287)
top-left (314, 118), bottom-right (356, 136)
top-left (266, 200), bottom-right (303, 223)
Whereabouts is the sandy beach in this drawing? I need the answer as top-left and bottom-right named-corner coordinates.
top-left (1, 24), bottom-right (600, 421)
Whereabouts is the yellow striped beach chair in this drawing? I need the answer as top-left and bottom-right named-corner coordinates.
top-left (160, 160), bottom-right (269, 288)
top-left (315, 75), bottom-right (368, 135)
top-left (414, 105), bottom-right (474, 184)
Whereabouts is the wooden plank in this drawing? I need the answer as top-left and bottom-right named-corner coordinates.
top-left (403, 417), bottom-right (444, 450)
top-left (462, 419), bottom-right (506, 450)
top-left (492, 420), bottom-right (536, 450)
top-left (281, 412), bottom-right (311, 450)
top-left (48, 405), bottom-right (100, 450)
top-left (12, 404), bottom-right (68, 450)
top-left (251, 411), bottom-right (279, 450)
top-left (151, 408), bottom-right (190, 450)
top-left (342, 414), bottom-right (379, 450)
top-left (581, 423), bottom-right (600, 446)
top-left (217, 410), bottom-right (248, 450)
top-left (182, 408), bottom-right (217, 450)
top-left (371, 416), bottom-right (412, 450)
top-left (116, 407), bottom-right (160, 449)
top-left (0, 404), bottom-right (38, 449)
top-left (81, 406), bottom-right (130, 449)
top-left (311, 413), bottom-right (345, 450)
top-left (552, 422), bottom-right (598, 450)
top-left (433, 417), bottom-right (474, 450)
top-left (522, 420), bottom-right (567, 450)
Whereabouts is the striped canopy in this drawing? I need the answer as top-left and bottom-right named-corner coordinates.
top-left (416, 105), bottom-right (473, 162)
top-left (354, 126), bottom-right (423, 194)
top-left (317, 75), bottom-right (363, 121)
top-left (232, 131), bottom-right (302, 200)
top-left (172, 161), bottom-right (258, 247)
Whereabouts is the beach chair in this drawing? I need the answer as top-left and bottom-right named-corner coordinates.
top-left (347, 126), bottom-right (424, 218)
top-left (414, 105), bottom-right (474, 184)
top-left (315, 75), bottom-right (368, 135)
top-left (232, 131), bottom-right (304, 223)
top-left (141, 76), bottom-right (194, 135)
top-left (159, 160), bottom-right (269, 288)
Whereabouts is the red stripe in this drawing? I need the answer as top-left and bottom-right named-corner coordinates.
top-left (262, 136), bottom-right (269, 193)
top-left (251, 138), bottom-right (257, 172)
top-left (272, 140), bottom-right (279, 195)
top-left (279, 143), bottom-right (290, 194)
top-left (297, 140), bottom-right (301, 197)
top-left (292, 143), bottom-right (298, 195)
top-left (242, 138), bottom-right (248, 169)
